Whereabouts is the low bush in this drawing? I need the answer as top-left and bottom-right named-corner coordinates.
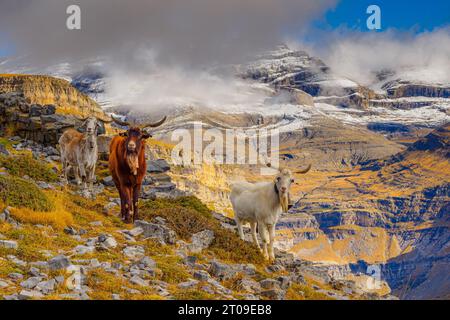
top-left (0, 175), bottom-right (54, 211)
top-left (141, 197), bottom-right (264, 265)
top-left (0, 154), bottom-right (58, 182)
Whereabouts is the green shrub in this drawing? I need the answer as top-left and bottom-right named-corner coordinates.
top-left (141, 197), bottom-right (264, 265)
top-left (0, 175), bottom-right (54, 211)
top-left (0, 154), bottom-right (58, 182)
top-left (143, 196), bottom-right (211, 217)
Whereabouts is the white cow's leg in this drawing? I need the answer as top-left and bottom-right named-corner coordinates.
top-left (235, 217), bottom-right (245, 241)
top-left (250, 222), bottom-right (261, 250)
top-left (78, 164), bottom-right (87, 190)
top-left (73, 166), bottom-right (82, 186)
top-left (268, 224), bottom-right (276, 261)
top-left (88, 164), bottom-right (95, 191)
top-left (258, 222), bottom-right (269, 259)
top-left (62, 162), bottom-right (70, 185)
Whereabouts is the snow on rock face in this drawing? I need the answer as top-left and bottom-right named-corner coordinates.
top-left (241, 45), bottom-right (360, 97)
top-left (315, 102), bottom-right (450, 127)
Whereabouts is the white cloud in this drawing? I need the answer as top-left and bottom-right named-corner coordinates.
top-left (300, 27), bottom-right (450, 86)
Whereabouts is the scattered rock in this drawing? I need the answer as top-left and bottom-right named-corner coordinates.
top-left (209, 261), bottom-right (238, 280)
top-left (147, 159), bottom-right (170, 173)
top-left (3, 294), bottom-right (19, 300)
top-left (236, 278), bottom-right (261, 293)
top-left (137, 256), bottom-right (157, 269)
top-left (36, 181), bottom-right (55, 190)
top-left (103, 202), bottom-right (117, 214)
top-left (102, 176), bottom-right (115, 187)
top-left (35, 279), bottom-right (56, 294)
top-left (96, 234), bottom-right (117, 250)
top-left (73, 245), bottom-right (95, 255)
top-left (124, 227), bottom-right (144, 237)
top-left (260, 279), bottom-right (280, 290)
top-left (20, 277), bottom-right (42, 289)
top-left (277, 276), bottom-right (292, 290)
top-left (0, 239), bottom-right (18, 250)
top-left (47, 255), bottom-right (71, 270)
top-left (134, 220), bottom-right (176, 245)
top-left (123, 245), bottom-right (145, 260)
top-left (129, 276), bottom-right (149, 287)
top-left (18, 289), bottom-right (44, 300)
top-left (260, 288), bottom-right (286, 300)
top-left (193, 270), bottom-right (210, 281)
top-left (64, 226), bottom-right (78, 235)
top-left (178, 279), bottom-right (199, 289)
top-left (189, 230), bottom-right (214, 253)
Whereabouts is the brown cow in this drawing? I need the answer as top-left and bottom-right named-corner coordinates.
top-left (109, 115), bottom-right (167, 223)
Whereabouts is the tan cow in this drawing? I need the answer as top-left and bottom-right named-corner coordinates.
top-left (59, 116), bottom-right (105, 191)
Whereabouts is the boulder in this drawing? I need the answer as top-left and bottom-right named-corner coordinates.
top-left (35, 279), bottom-right (56, 294)
top-left (20, 277), bottom-right (42, 289)
top-left (102, 176), bottom-right (115, 187)
top-left (137, 256), bottom-right (157, 269)
top-left (147, 159), bottom-right (170, 173)
top-left (122, 245), bottom-right (145, 260)
top-left (188, 230), bottom-right (215, 253)
top-left (236, 278), bottom-right (261, 293)
top-left (209, 261), bottom-right (238, 280)
top-left (134, 220), bottom-right (176, 245)
top-left (260, 278), bottom-right (280, 290)
top-left (47, 255), bottom-right (71, 270)
top-left (96, 234), bottom-right (117, 249)
top-left (18, 290), bottom-right (44, 300)
top-left (260, 288), bottom-right (286, 300)
top-left (193, 270), bottom-right (210, 281)
top-left (0, 240), bottom-right (18, 250)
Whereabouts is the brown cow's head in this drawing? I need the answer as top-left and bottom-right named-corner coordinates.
top-left (122, 127), bottom-right (150, 154)
top-left (110, 115), bottom-right (167, 175)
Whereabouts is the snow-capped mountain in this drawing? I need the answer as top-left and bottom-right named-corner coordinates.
top-left (1, 45), bottom-right (449, 137)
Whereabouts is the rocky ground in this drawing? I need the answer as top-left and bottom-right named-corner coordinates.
top-left (0, 135), bottom-right (396, 300)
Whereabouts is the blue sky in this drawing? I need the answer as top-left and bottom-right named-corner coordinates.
top-left (320, 0), bottom-right (449, 32)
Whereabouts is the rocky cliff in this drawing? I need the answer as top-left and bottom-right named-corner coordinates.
top-left (0, 75), bottom-right (105, 118)
top-left (0, 75), bottom-right (109, 145)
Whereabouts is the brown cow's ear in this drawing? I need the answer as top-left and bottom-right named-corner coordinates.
top-left (119, 132), bottom-right (128, 137)
top-left (142, 133), bottom-right (151, 139)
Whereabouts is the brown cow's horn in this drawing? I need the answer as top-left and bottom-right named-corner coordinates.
top-left (296, 164), bottom-right (311, 174)
top-left (111, 115), bottom-right (130, 127)
top-left (139, 116), bottom-right (167, 129)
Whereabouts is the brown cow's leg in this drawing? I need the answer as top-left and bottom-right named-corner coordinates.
top-left (123, 186), bottom-right (133, 224)
top-left (119, 189), bottom-right (127, 220)
top-left (132, 184), bottom-right (141, 222)
top-left (113, 179), bottom-right (125, 220)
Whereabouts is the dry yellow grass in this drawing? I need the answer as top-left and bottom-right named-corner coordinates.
top-left (9, 192), bottom-right (73, 229)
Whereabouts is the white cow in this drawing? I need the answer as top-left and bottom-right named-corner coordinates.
top-left (230, 165), bottom-right (311, 260)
